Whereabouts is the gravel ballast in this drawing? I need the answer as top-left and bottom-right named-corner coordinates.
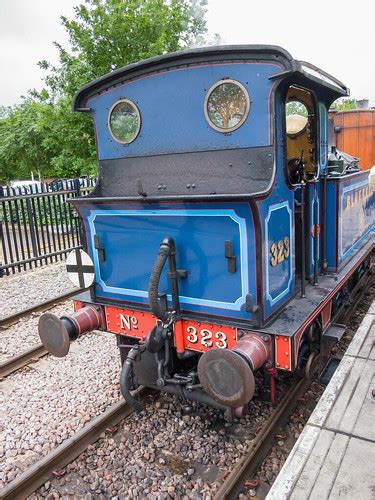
top-left (0, 262), bottom-right (77, 320)
top-left (1, 262), bottom-right (373, 498)
top-left (0, 331), bottom-right (120, 489)
top-left (0, 302), bottom-right (73, 364)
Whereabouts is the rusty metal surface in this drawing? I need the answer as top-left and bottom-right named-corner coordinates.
top-left (197, 349), bottom-right (255, 407)
top-left (38, 312), bottom-right (71, 358)
top-left (0, 387), bottom-right (153, 500)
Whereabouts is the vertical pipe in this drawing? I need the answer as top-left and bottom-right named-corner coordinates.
top-left (300, 182), bottom-right (306, 298)
top-left (167, 239), bottom-right (181, 316)
top-left (321, 172), bottom-right (328, 270)
top-left (313, 180), bottom-right (319, 285)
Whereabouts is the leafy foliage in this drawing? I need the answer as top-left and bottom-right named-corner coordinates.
top-left (207, 82), bottom-right (247, 129)
top-left (330, 98), bottom-right (357, 111)
top-left (285, 100), bottom-right (308, 117)
top-left (0, 0), bottom-right (210, 183)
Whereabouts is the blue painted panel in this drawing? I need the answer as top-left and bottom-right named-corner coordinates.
top-left (338, 173), bottom-right (375, 264)
top-left (87, 62), bottom-right (283, 159)
top-left (309, 182), bottom-right (321, 277)
top-left (325, 180), bottom-right (337, 269)
top-left (78, 202), bottom-right (257, 321)
top-left (264, 201), bottom-right (293, 311)
top-left (258, 89), bottom-right (295, 320)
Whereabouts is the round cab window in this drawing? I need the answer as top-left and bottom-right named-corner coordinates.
top-left (286, 101), bottom-right (308, 136)
top-left (108, 100), bottom-right (140, 144)
top-left (205, 80), bottom-right (250, 132)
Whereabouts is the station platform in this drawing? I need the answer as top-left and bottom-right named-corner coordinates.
top-left (267, 299), bottom-right (375, 500)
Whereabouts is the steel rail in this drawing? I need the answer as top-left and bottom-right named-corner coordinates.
top-left (213, 269), bottom-right (374, 500)
top-left (0, 288), bottom-right (83, 328)
top-left (0, 344), bottom-right (48, 379)
top-left (338, 269), bottom-right (374, 325)
top-left (213, 376), bottom-right (312, 500)
top-left (0, 388), bottom-right (153, 500)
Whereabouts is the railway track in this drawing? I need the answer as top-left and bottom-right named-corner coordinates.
top-left (213, 376), bottom-right (312, 499)
top-left (0, 269), bottom-right (372, 498)
top-left (0, 289), bottom-right (83, 379)
top-left (213, 269), bottom-right (374, 499)
top-left (0, 387), bottom-right (153, 500)
top-left (0, 344), bottom-right (48, 379)
top-left (0, 288), bottom-right (82, 328)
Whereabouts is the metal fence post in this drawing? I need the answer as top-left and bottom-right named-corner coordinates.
top-left (74, 179), bottom-right (84, 247)
top-left (0, 188), bottom-right (4, 277)
top-left (0, 177), bottom-right (96, 275)
top-left (26, 197), bottom-right (38, 260)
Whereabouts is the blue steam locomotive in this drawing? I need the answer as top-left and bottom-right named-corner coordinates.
top-left (39, 45), bottom-right (374, 418)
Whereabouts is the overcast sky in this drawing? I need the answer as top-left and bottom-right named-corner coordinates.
top-left (0, 0), bottom-right (374, 107)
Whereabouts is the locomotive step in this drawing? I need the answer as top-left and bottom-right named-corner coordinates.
top-left (322, 322), bottom-right (346, 342)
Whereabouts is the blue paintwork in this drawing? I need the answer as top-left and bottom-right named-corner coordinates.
top-left (257, 90), bottom-right (296, 319)
top-left (87, 62), bottom-right (283, 160)
top-left (264, 201), bottom-right (293, 305)
top-left (325, 171), bottom-right (375, 271)
top-left (338, 173), bottom-right (374, 264)
top-left (308, 182), bottom-right (321, 277)
top-left (325, 180), bottom-right (338, 269)
top-left (78, 201), bottom-right (257, 321)
top-left (73, 54), bottom-right (375, 329)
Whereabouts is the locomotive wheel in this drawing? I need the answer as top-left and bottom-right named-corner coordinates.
top-left (304, 351), bottom-right (319, 379)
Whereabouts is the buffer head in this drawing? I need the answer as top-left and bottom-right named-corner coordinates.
top-left (197, 348), bottom-right (255, 407)
top-left (38, 312), bottom-right (71, 358)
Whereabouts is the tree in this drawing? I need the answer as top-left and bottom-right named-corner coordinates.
top-left (330, 98), bottom-right (356, 111)
top-left (39, 0), bottom-right (209, 98)
top-left (286, 100), bottom-right (308, 117)
top-left (0, 99), bottom-right (51, 182)
top-left (0, 0), bottom-right (210, 183)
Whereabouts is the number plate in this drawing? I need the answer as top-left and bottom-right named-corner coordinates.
top-left (104, 307), bottom-right (237, 352)
top-left (105, 306), bottom-right (157, 341)
top-left (181, 320), bottom-right (237, 352)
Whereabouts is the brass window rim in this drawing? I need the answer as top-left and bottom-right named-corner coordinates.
top-left (204, 79), bottom-right (250, 133)
top-left (108, 99), bottom-right (141, 145)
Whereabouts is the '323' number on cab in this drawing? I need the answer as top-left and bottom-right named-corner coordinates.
top-left (186, 326), bottom-right (228, 349)
top-left (270, 236), bottom-right (290, 266)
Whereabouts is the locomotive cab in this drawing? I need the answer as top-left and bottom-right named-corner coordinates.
top-left (38, 46), bottom-right (374, 417)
